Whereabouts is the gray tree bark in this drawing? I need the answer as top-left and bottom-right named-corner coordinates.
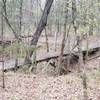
top-left (77, 36), bottom-right (88, 100)
top-left (56, 1), bottom-right (69, 75)
top-left (25, 0), bottom-right (54, 64)
top-left (1, 4), bottom-right (5, 88)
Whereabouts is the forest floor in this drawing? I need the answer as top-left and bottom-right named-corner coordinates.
top-left (0, 58), bottom-right (100, 100)
top-left (0, 35), bottom-right (100, 100)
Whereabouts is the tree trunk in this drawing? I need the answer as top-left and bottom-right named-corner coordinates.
top-left (72, 0), bottom-right (77, 33)
top-left (44, 27), bottom-right (49, 52)
top-left (97, 0), bottom-right (100, 36)
top-left (15, 0), bottom-right (23, 71)
top-left (89, 0), bottom-right (94, 36)
top-left (2, 0), bottom-right (21, 41)
top-left (25, 0), bottom-right (54, 64)
top-left (56, 1), bottom-right (69, 75)
top-left (1, 4), bottom-right (5, 88)
top-left (77, 36), bottom-right (88, 100)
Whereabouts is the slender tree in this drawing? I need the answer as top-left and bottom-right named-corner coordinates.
top-left (57, 0), bottom-right (69, 75)
top-left (15, 0), bottom-right (23, 70)
top-left (1, 3), bottom-right (5, 88)
top-left (77, 36), bottom-right (88, 100)
top-left (72, 0), bottom-right (77, 34)
top-left (2, 0), bottom-right (21, 41)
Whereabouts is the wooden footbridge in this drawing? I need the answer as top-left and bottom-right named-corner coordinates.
top-left (0, 36), bottom-right (100, 70)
